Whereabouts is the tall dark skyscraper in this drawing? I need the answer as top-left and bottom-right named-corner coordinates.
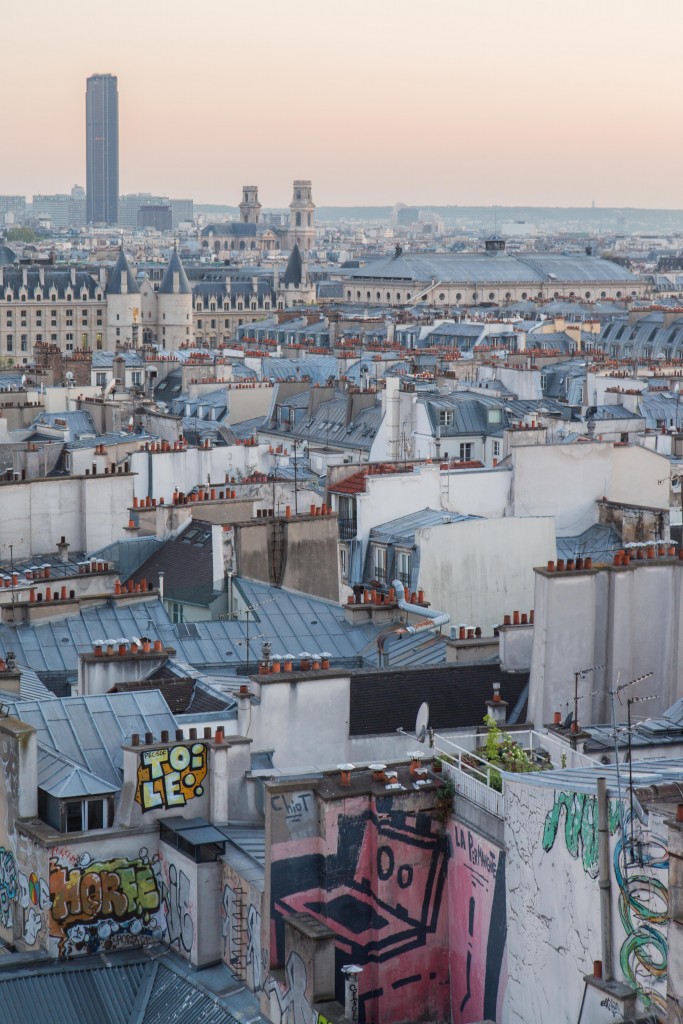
top-left (85, 73), bottom-right (118, 224)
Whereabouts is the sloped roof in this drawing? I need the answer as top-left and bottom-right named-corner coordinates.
top-left (158, 249), bottom-right (192, 295)
top-left (349, 252), bottom-right (638, 285)
top-left (0, 947), bottom-right (266, 1024)
top-left (369, 508), bottom-right (475, 546)
top-left (106, 249), bottom-right (140, 295)
top-left (37, 747), bottom-right (119, 797)
top-left (2, 690), bottom-right (177, 788)
top-left (127, 522), bottom-right (216, 606)
top-left (0, 665), bottom-right (55, 702)
top-left (0, 244), bottom-right (18, 265)
top-left (283, 242), bottom-right (303, 287)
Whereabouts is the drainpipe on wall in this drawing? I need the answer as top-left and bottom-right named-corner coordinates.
top-left (597, 775), bottom-right (613, 982)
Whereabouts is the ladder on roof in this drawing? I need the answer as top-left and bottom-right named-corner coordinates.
top-left (229, 885), bottom-right (247, 980)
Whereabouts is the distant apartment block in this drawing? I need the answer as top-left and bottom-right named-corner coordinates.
top-left (0, 196), bottom-right (27, 225)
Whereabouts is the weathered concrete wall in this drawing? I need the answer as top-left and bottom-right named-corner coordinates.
top-left (418, 516), bottom-right (555, 636)
top-left (235, 515), bottom-right (340, 601)
top-left (510, 442), bottom-right (669, 536)
top-left (504, 777), bottom-right (669, 1024)
top-left (0, 474), bottom-right (133, 558)
top-left (528, 560), bottom-right (683, 727)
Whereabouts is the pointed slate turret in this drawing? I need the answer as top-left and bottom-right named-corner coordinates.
top-left (158, 248), bottom-right (191, 295)
top-left (283, 241), bottom-right (304, 287)
top-left (106, 248), bottom-right (140, 295)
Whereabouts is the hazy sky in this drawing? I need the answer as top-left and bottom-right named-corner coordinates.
top-left (4, 0), bottom-right (683, 207)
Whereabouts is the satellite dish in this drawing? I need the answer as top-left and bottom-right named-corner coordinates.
top-left (415, 701), bottom-right (430, 743)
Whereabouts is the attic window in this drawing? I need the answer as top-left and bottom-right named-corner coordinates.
top-left (439, 409), bottom-right (454, 426)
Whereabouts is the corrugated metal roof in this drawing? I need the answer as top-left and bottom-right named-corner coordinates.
top-left (0, 948), bottom-right (265, 1024)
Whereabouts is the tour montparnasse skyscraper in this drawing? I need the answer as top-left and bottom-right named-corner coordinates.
top-left (85, 73), bottom-right (118, 225)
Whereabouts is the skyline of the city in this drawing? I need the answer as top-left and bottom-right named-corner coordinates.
top-left (4, 0), bottom-right (683, 208)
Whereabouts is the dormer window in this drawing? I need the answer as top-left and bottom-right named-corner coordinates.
top-left (38, 790), bottom-right (112, 833)
top-left (196, 301), bottom-right (203, 311)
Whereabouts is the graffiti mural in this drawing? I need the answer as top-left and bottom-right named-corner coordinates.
top-left (222, 865), bottom-right (267, 991)
top-left (542, 791), bottom-right (669, 1013)
top-left (17, 870), bottom-right (49, 945)
top-left (135, 743), bottom-right (207, 812)
top-left (449, 823), bottom-right (507, 1024)
top-left (614, 816), bottom-right (668, 1013)
top-left (156, 858), bottom-right (194, 954)
top-left (270, 795), bottom-right (450, 1024)
top-left (0, 847), bottom-right (17, 928)
top-left (542, 791), bottom-right (620, 878)
top-left (266, 950), bottom-right (318, 1024)
top-left (49, 848), bottom-right (165, 957)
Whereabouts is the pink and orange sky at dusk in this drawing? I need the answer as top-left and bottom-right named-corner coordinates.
top-left (4, 0), bottom-right (683, 208)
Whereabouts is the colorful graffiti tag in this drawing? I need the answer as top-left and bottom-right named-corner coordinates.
top-left (542, 791), bottom-right (669, 1013)
top-left (49, 848), bottom-right (164, 957)
top-left (17, 869), bottom-right (49, 945)
top-left (156, 857), bottom-right (194, 954)
top-left (542, 791), bottom-right (620, 877)
top-left (614, 819), bottom-right (668, 1012)
top-left (135, 743), bottom-right (207, 812)
top-left (270, 797), bottom-right (450, 1024)
top-left (450, 823), bottom-right (507, 1024)
top-left (0, 847), bottom-right (17, 928)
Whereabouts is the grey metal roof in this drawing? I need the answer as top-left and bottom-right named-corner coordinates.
top-left (158, 249), bottom-right (192, 295)
top-left (37, 747), bottom-right (119, 797)
top-left (348, 252), bottom-right (638, 285)
top-left (0, 244), bottom-right (18, 265)
top-left (556, 523), bottom-right (622, 563)
top-left (92, 349), bottom-right (146, 367)
top-left (0, 665), bottom-right (55, 702)
top-left (0, 947), bottom-right (265, 1024)
top-left (260, 356), bottom-right (338, 384)
top-left (3, 690), bottom-right (177, 789)
top-left (105, 249), bottom-right (140, 295)
top-left (369, 507), bottom-right (474, 547)
top-left (0, 597), bottom-right (172, 676)
top-left (0, 268), bottom-right (101, 299)
top-left (31, 410), bottom-right (97, 439)
top-left (639, 392), bottom-right (683, 430)
top-left (283, 241), bottom-right (303, 287)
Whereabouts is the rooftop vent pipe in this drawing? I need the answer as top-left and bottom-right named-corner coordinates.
top-left (393, 579), bottom-right (450, 635)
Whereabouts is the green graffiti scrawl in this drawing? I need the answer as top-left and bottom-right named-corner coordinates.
top-left (542, 792), bottom-right (619, 878)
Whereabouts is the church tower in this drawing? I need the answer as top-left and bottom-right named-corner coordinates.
top-left (239, 186), bottom-right (261, 225)
top-left (288, 180), bottom-right (315, 251)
